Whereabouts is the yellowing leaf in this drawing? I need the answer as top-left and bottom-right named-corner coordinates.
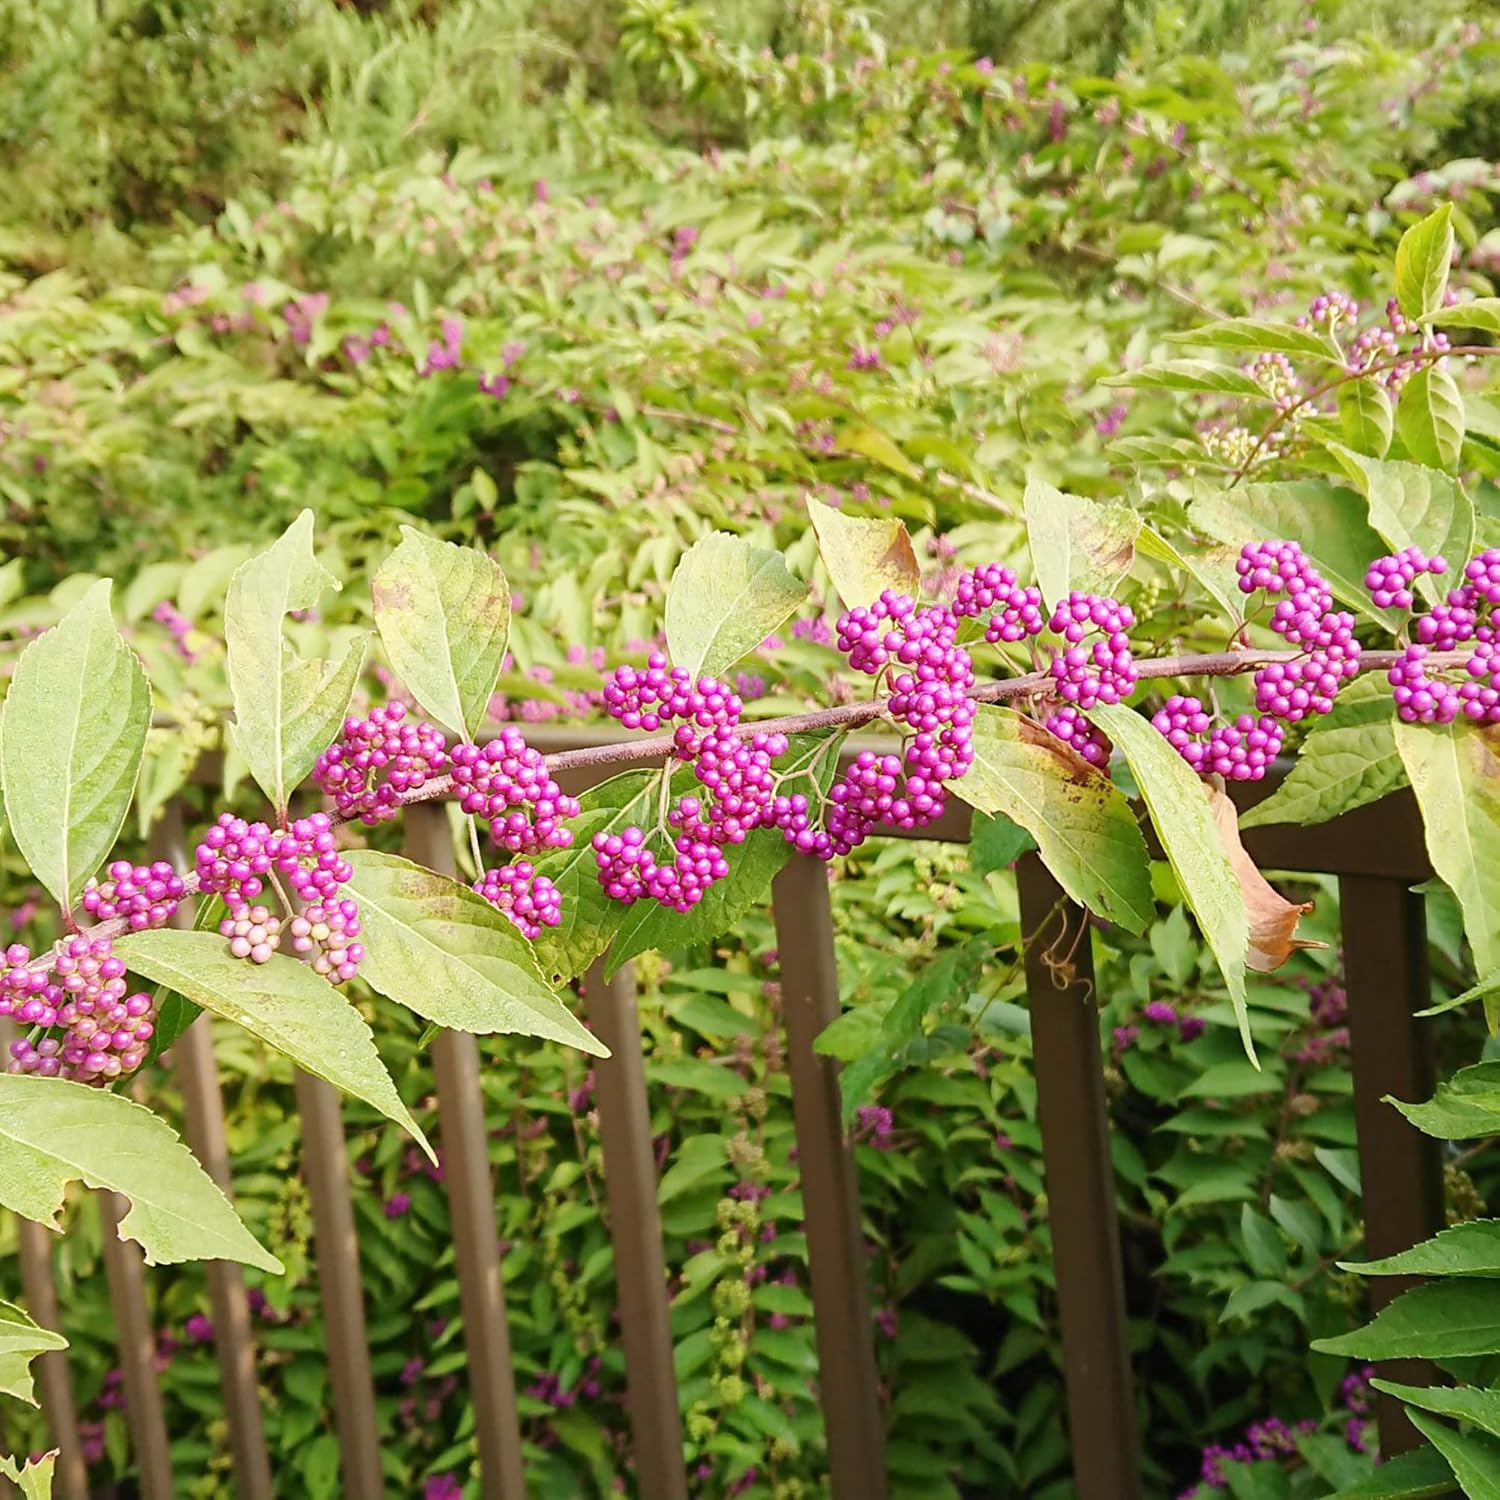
top-left (806, 495), bottom-right (919, 609)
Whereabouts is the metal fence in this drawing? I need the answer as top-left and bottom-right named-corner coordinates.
top-left (5, 745), bottom-right (1446, 1499)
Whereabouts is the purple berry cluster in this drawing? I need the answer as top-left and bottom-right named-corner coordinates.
top-left (1151, 696), bottom-right (1284, 782)
top-left (953, 563), bottom-right (1046, 643)
top-left (473, 863), bottom-right (562, 940)
top-left (1387, 547), bottom-right (1500, 724)
top-left (313, 703), bottom-right (449, 825)
top-left (288, 901), bottom-right (364, 984)
top-left (1047, 592), bottom-right (1137, 708)
top-left (1044, 704), bottom-right (1111, 768)
top-left (450, 729), bottom-right (580, 855)
top-left (82, 860), bottom-right (185, 930)
top-left (1365, 547), bottom-right (1447, 610)
top-left (3, 937), bottom-right (156, 1084)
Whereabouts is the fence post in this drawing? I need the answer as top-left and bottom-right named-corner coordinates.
top-left (97, 1191), bottom-right (175, 1499)
top-left (587, 959), bottom-right (690, 1500)
top-left (1016, 854), bottom-right (1142, 1500)
top-left (294, 1069), bottom-right (386, 1496)
top-left (16, 1217), bottom-right (88, 1500)
top-left (1339, 873), bottom-right (1445, 1458)
top-left (770, 855), bottom-right (887, 1500)
top-left (402, 804), bottom-right (528, 1499)
top-left (151, 800), bottom-right (274, 1500)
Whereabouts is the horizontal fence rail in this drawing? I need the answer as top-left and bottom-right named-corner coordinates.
top-left (3, 744), bottom-right (1445, 1496)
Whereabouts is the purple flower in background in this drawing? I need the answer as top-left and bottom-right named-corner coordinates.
top-left (854, 1104), bottom-right (894, 1148)
top-left (424, 1475), bottom-right (462, 1500)
top-left (184, 1313), bottom-right (214, 1346)
top-left (1143, 1000), bottom-right (1178, 1025)
top-left (385, 1192), bottom-right (412, 1219)
top-left (1178, 1015), bottom-right (1207, 1042)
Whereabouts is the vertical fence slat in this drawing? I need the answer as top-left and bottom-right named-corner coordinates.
top-left (1339, 873), bottom-right (1445, 1458)
top-left (770, 855), bottom-right (887, 1500)
top-left (149, 800), bottom-right (275, 1500)
top-left (586, 959), bottom-right (689, 1500)
top-left (97, 1191), bottom-right (174, 1499)
top-left (1015, 854), bottom-right (1142, 1500)
top-left (402, 805), bottom-right (528, 1499)
top-left (294, 1069), bottom-right (385, 1497)
top-left (16, 1217), bottom-right (88, 1500)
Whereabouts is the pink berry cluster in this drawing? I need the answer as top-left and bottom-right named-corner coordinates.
top-left (1388, 547), bottom-right (1500, 724)
top-left (313, 703), bottom-right (449, 825)
top-left (473, 863), bottom-right (562, 940)
top-left (450, 728), bottom-right (580, 855)
top-left (195, 811), bottom-right (363, 982)
top-left (1151, 696), bottom-right (1284, 782)
top-left (82, 860), bottom-right (185, 930)
top-left (1237, 541), bottom-right (1361, 727)
top-left (1364, 547), bottom-right (1447, 611)
top-left (594, 658), bottom-right (786, 910)
top-left (2, 937), bottom-right (155, 1084)
top-left (1047, 591), bottom-right (1138, 708)
top-left (953, 563), bottom-right (1046, 644)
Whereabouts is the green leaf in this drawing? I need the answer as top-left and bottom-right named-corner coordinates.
top-left (1190, 479), bottom-right (1398, 630)
top-left (1437, 298), bottom-right (1500, 334)
top-left (344, 851), bottom-right (604, 1055)
top-left (0, 1300), bottom-right (66, 1406)
top-left (664, 532), bottom-right (808, 679)
top-left (1312, 1281), bottom-right (1500, 1361)
top-left (1389, 1061), bottom-right (1500, 1140)
top-left (969, 810), bottom-right (1035, 874)
top-left (805, 496), bottom-right (919, 609)
top-left (224, 511), bottom-right (366, 816)
top-left (1166, 317), bottom-right (1343, 363)
top-left (1397, 366), bottom-right (1466, 472)
top-left (0, 1450), bottom-right (57, 1499)
top-left (838, 423), bottom-right (923, 480)
top-left (1134, 527), bottom-right (1243, 625)
top-left (1240, 678), bottom-right (1404, 829)
top-left (0, 1075), bottom-right (280, 1272)
top-left (1422, 966), bottom-right (1500, 1017)
top-left (1333, 454), bottom-right (1476, 603)
top-left (1090, 704), bottom-right (1250, 1054)
top-left (1102, 360), bottom-right (1268, 397)
top-left (1327, 1444), bottom-right (1453, 1499)
top-left (1406, 1408), bottom-right (1500, 1498)
top-left (1338, 379), bottom-right (1393, 459)
top-left (1395, 205), bottom-right (1455, 321)
top-left (1345, 1221), bottom-right (1500, 1279)
top-left (951, 705), bottom-right (1152, 932)
top-left (0, 580), bottom-right (150, 911)
top-left (530, 770), bottom-right (659, 981)
top-left (1395, 722), bottom-right (1500, 979)
top-left (371, 527), bottom-right (511, 739)
top-left (1023, 476), bottom-right (1139, 611)
top-left (1377, 1380), bottom-right (1500, 1441)
top-left (116, 929), bottom-right (431, 1158)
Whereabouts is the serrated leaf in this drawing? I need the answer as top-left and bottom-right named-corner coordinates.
top-left (0, 1450), bottom-right (57, 1499)
top-left (1346, 1221), bottom-right (1500, 1279)
top-left (0, 580), bottom-right (150, 911)
top-left (371, 528), bottom-right (511, 739)
top-left (838, 423), bottom-right (922, 480)
top-left (224, 511), bottom-right (366, 815)
top-left (1395, 722), bottom-right (1500, 982)
top-left (605, 735), bottom-right (836, 976)
top-left (1377, 1380), bottom-right (1500, 1440)
top-left (344, 850), bottom-right (603, 1055)
top-left (0, 1300), bottom-right (66, 1406)
top-left (1240, 678), bottom-right (1404, 829)
top-left (1090, 705), bottom-right (1250, 1055)
top-left (1389, 1061), bottom-right (1500, 1140)
top-left (1395, 205), bottom-right (1455, 321)
top-left (1102, 360), bottom-right (1268, 397)
top-left (116, 929), bottom-right (431, 1158)
top-left (664, 533), bottom-right (807, 679)
top-left (1397, 366), bottom-right (1466, 472)
top-left (1023, 477), bottom-right (1139, 611)
top-left (1338, 379), bottom-right (1393, 458)
top-left (1327, 1444), bottom-right (1453, 1499)
top-left (1312, 1281), bottom-right (1500, 1360)
top-left (0, 1075), bottom-right (280, 1272)
top-left (805, 496), bottom-right (919, 609)
top-left (1135, 526), bottom-right (1243, 625)
top-left (1190, 479), bottom-right (1399, 629)
top-left (1437, 298), bottom-right (1500, 334)
top-left (1406, 1408), bottom-right (1500, 1497)
top-left (1166, 317), bottom-right (1343, 362)
top-left (1333, 454), bottom-right (1475, 606)
top-left (950, 705), bottom-right (1152, 933)
top-left (529, 770), bottom-right (660, 981)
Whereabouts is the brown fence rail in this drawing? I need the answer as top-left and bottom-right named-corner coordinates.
top-left (3, 742), bottom-right (1445, 1498)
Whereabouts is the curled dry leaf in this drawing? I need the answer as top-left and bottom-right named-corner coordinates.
top-left (1207, 782), bottom-right (1327, 972)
